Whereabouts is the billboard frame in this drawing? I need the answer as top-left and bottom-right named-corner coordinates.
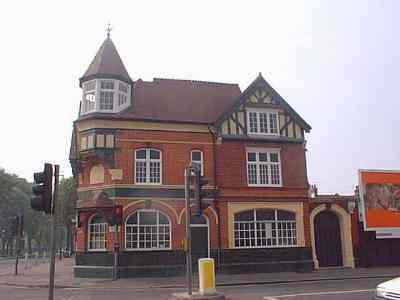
top-left (358, 169), bottom-right (400, 232)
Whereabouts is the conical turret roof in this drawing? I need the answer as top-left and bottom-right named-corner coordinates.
top-left (79, 37), bottom-right (132, 87)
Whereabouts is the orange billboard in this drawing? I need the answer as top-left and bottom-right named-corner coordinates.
top-left (359, 170), bottom-right (400, 231)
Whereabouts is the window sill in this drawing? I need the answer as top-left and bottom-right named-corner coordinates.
top-left (247, 184), bottom-right (283, 188)
top-left (248, 133), bottom-right (280, 137)
top-left (123, 248), bottom-right (172, 252)
top-left (234, 245), bottom-right (298, 249)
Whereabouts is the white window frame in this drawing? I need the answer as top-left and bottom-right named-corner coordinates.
top-left (134, 148), bottom-right (162, 185)
top-left (82, 80), bottom-right (97, 114)
top-left (246, 147), bottom-right (282, 187)
top-left (80, 79), bottom-right (131, 115)
top-left (191, 150), bottom-right (204, 176)
top-left (125, 209), bottom-right (171, 251)
top-left (234, 209), bottom-right (297, 249)
top-left (247, 108), bottom-right (279, 136)
top-left (87, 214), bottom-right (108, 252)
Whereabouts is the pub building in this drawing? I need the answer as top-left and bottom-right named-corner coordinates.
top-left (70, 33), bottom-right (359, 278)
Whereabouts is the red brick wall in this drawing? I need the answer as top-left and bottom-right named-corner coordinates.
top-left (79, 129), bottom-right (215, 187)
top-left (216, 140), bottom-right (308, 190)
top-left (75, 200), bottom-right (220, 252)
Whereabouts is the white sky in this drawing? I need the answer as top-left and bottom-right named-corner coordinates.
top-left (0, 0), bottom-right (399, 194)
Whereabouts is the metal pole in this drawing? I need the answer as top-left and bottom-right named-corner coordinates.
top-left (48, 165), bottom-right (59, 300)
top-left (185, 168), bottom-right (192, 295)
top-left (14, 223), bottom-right (19, 275)
top-left (113, 223), bottom-right (118, 281)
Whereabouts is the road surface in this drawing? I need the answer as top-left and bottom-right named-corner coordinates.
top-left (0, 276), bottom-right (388, 300)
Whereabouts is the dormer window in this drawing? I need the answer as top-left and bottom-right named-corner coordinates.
top-left (80, 79), bottom-right (131, 115)
top-left (247, 109), bottom-right (279, 136)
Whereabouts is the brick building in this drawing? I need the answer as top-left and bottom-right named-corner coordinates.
top-left (70, 34), bottom-right (318, 278)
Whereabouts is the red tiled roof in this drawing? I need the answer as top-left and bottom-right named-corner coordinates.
top-left (79, 78), bottom-right (241, 124)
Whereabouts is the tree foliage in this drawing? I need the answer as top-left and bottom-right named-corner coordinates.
top-left (0, 168), bottom-right (77, 255)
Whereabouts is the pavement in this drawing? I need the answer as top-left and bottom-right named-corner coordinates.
top-left (0, 258), bottom-right (400, 290)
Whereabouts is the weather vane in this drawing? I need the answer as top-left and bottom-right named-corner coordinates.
top-left (106, 22), bottom-right (112, 38)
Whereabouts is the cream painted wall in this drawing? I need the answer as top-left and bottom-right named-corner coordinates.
top-left (310, 204), bottom-right (355, 268)
top-left (227, 202), bottom-right (305, 249)
top-left (89, 164), bottom-right (105, 184)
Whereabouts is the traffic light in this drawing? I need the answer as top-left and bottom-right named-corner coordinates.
top-left (111, 205), bottom-right (123, 226)
top-left (31, 163), bottom-right (53, 214)
top-left (193, 167), bottom-right (208, 216)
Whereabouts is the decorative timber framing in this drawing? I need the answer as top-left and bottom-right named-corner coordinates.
top-left (215, 74), bottom-right (311, 140)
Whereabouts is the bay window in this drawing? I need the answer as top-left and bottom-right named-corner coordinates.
top-left (80, 79), bottom-right (131, 115)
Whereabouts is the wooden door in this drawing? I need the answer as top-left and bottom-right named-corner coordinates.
top-left (314, 210), bottom-right (343, 267)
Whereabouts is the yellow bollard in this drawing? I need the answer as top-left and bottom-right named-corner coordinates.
top-left (198, 258), bottom-right (216, 295)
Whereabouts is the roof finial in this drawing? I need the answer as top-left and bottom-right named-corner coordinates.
top-left (106, 22), bottom-right (112, 39)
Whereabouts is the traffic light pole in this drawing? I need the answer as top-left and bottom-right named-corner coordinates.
top-left (113, 223), bottom-right (118, 281)
top-left (184, 167), bottom-right (192, 296)
top-left (14, 222), bottom-right (19, 276)
top-left (48, 165), bottom-right (59, 300)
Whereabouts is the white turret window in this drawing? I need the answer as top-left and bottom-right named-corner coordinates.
top-left (82, 81), bottom-right (96, 113)
top-left (80, 79), bottom-right (131, 115)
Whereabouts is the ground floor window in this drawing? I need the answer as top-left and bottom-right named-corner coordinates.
top-left (234, 209), bottom-right (297, 248)
top-left (88, 215), bottom-right (108, 251)
top-left (125, 210), bottom-right (171, 250)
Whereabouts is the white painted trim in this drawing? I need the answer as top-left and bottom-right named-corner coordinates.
top-left (124, 209), bottom-right (172, 251)
top-left (134, 148), bottom-right (162, 185)
top-left (246, 148), bottom-right (282, 187)
top-left (80, 79), bottom-right (131, 116)
top-left (191, 149), bottom-right (204, 176)
top-left (246, 108), bottom-right (280, 136)
top-left (87, 213), bottom-right (108, 252)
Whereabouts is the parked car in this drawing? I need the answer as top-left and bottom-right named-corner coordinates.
top-left (375, 278), bottom-right (400, 299)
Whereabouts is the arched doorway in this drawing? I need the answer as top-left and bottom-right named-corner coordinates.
top-left (314, 210), bottom-right (343, 267)
top-left (190, 215), bottom-right (209, 266)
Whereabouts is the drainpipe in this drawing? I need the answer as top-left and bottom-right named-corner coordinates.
top-left (208, 126), bottom-right (222, 270)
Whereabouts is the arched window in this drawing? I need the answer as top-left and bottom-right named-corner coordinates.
top-left (135, 149), bottom-right (162, 184)
top-left (89, 164), bottom-right (105, 184)
top-left (191, 150), bottom-right (204, 175)
top-left (88, 215), bottom-right (108, 251)
top-left (125, 210), bottom-right (171, 250)
top-left (234, 209), bottom-right (296, 248)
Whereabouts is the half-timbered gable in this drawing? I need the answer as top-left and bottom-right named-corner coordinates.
top-left (216, 74), bottom-right (311, 141)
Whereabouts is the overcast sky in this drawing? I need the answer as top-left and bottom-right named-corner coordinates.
top-left (0, 0), bottom-right (398, 194)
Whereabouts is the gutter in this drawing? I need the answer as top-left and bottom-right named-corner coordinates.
top-left (208, 126), bottom-right (222, 270)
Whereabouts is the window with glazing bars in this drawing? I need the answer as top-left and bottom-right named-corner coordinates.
top-left (234, 209), bottom-right (297, 248)
top-left (125, 210), bottom-right (171, 250)
top-left (135, 149), bottom-right (161, 184)
top-left (247, 150), bottom-right (281, 186)
top-left (88, 215), bottom-right (108, 250)
top-left (247, 110), bottom-right (278, 135)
